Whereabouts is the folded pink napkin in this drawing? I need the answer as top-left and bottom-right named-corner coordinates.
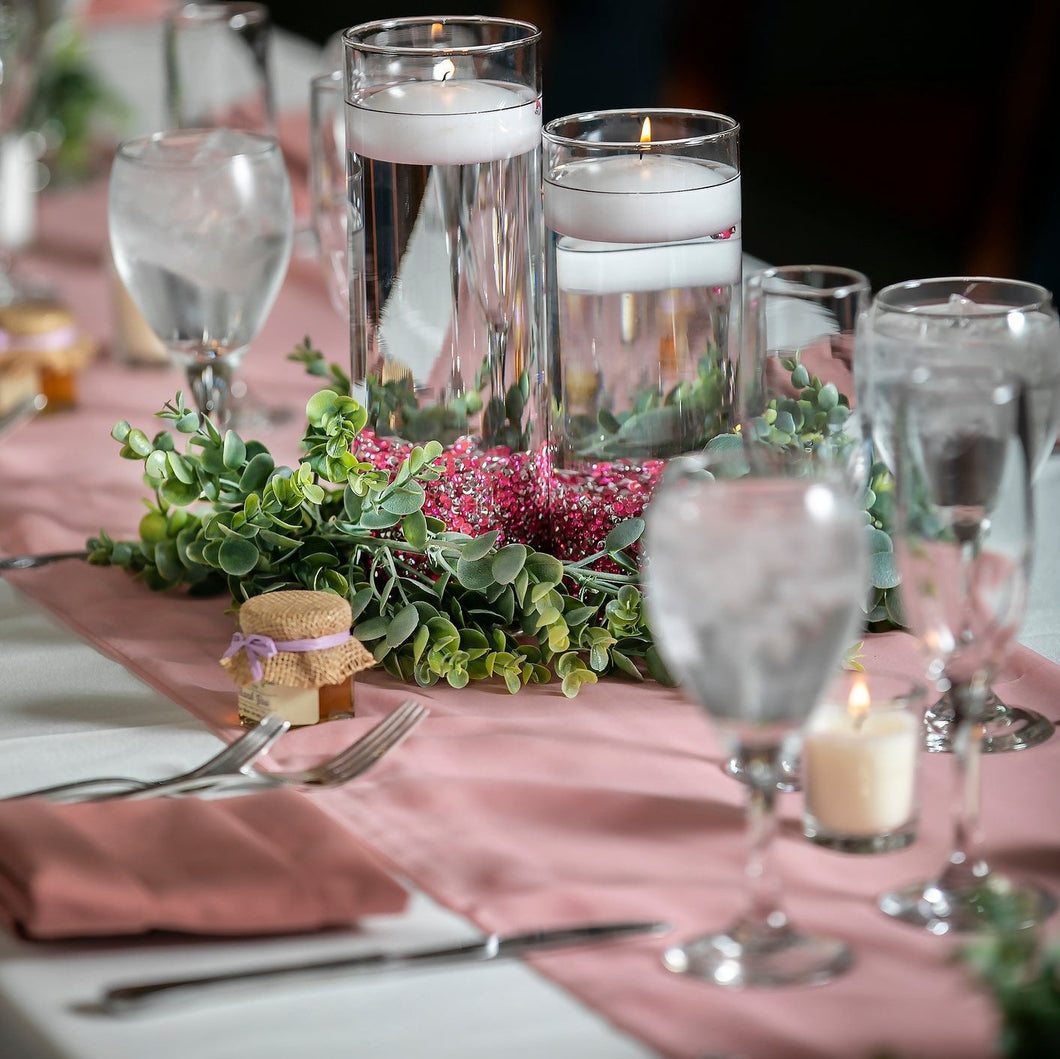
top-left (0, 789), bottom-right (407, 940)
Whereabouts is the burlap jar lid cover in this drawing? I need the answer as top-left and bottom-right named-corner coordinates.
top-left (220, 590), bottom-right (375, 689)
top-left (0, 299), bottom-right (97, 373)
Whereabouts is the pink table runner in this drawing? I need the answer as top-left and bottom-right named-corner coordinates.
top-left (3, 179), bottom-right (1060, 1059)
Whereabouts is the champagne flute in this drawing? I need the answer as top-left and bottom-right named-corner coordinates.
top-left (644, 441), bottom-right (868, 986)
top-left (108, 129), bottom-right (293, 428)
top-left (858, 277), bottom-right (1060, 752)
top-left (879, 364), bottom-right (1056, 932)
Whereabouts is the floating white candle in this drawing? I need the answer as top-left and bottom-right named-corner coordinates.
top-left (803, 677), bottom-right (919, 838)
top-left (545, 156), bottom-right (741, 244)
top-left (347, 80), bottom-right (541, 165)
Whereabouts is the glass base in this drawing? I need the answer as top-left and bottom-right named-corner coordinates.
top-left (723, 755), bottom-right (800, 793)
top-left (662, 921), bottom-right (853, 988)
top-left (803, 817), bottom-right (916, 854)
top-left (924, 694), bottom-right (1054, 754)
top-left (879, 875), bottom-right (1057, 935)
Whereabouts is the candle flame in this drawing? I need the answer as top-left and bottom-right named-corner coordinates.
top-left (847, 676), bottom-right (871, 723)
top-left (639, 117), bottom-right (652, 155)
top-left (434, 57), bottom-right (455, 82)
top-left (431, 22), bottom-right (444, 43)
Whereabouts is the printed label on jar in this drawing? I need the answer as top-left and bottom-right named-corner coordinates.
top-left (238, 682), bottom-right (320, 727)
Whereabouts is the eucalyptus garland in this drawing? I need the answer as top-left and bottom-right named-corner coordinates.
top-left (87, 343), bottom-right (902, 696)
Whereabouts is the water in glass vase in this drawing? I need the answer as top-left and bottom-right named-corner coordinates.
top-left (346, 83), bottom-right (541, 451)
top-left (543, 158), bottom-right (741, 557)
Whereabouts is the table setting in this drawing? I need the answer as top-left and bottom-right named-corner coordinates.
top-left (0, 5), bottom-right (1059, 1059)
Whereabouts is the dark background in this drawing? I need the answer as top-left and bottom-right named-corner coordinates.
top-left (270, 1), bottom-right (1060, 295)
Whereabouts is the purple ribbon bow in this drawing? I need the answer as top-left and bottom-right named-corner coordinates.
top-left (223, 629), bottom-right (352, 682)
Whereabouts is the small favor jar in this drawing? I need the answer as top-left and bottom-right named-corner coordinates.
top-left (0, 299), bottom-right (97, 412)
top-left (220, 590), bottom-right (375, 727)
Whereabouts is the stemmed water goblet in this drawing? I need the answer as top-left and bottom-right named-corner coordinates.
top-left (858, 277), bottom-right (1060, 753)
top-left (878, 364), bottom-right (1056, 932)
top-left (643, 441), bottom-right (868, 986)
top-left (108, 128), bottom-right (293, 428)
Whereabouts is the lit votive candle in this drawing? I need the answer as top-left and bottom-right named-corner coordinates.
top-left (802, 671), bottom-right (924, 854)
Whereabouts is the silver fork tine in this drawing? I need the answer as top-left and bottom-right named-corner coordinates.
top-left (313, 701), bottom-right (423, 774)
top-left (119, 701), bottom-right (429, 799)
top-left (307, 702), bottom-right (427, 785)
top-left (177, 714), bottom-right (290, 781)
top-left (4, 714), bottom-right (290, 802)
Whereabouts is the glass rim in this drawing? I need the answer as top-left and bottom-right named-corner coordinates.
top-left (115, 128), bottom-right (280, 166)
top-left (343, 16), bottom-right (541, 56)
top-left (747, 264), bottom-right (870, 300)
top-left (874, 276), bottom-right (1054, 316)
top-left (543, 108), bottom-right (739, 151)
top-left (168, 1), bottom-right (269, 25)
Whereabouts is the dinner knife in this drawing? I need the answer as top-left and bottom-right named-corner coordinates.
top-left (101, 920), bottom-right (670, 1016)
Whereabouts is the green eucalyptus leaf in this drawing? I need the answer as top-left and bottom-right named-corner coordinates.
top-left (238, 452), bottom-right (275, 493)
top-left (456, 555), bottom-right (496, 591)
top-left (386, 604), bottom-right (421, 648)
top-left (401, 509), bottom-right (428, 549)
top-left (354, 616), bottom-right (388, 641)
top-left (870, 551), bottom-right (901, 590)
top-left (604, 518), bottom-right (645, 553)
top-left (461, 530), bottom-right (501, 562)
top-left (491, 544), bottom-right (526, 585)
top-left (217, 536), bottom-right (259, 576)
top-left (160, 477), bottom-right (201, 507)
top-left (222, 431), bottom-right (247, 469)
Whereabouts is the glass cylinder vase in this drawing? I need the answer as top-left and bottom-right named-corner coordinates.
top-left (542, 109), bottom-right (741, 559)
top-left (342, 17), bottom-right (545, 544)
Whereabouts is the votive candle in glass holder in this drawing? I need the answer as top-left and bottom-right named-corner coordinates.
top-left (802, 670), bottom-right (925, 854)
top-left (542, 109), bottom-right (741, 559)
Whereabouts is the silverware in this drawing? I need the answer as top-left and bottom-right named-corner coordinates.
top-left (0, 549), bottom-right (90, 570)
top-left (110, 699), bottom-right (429, 801)
top-left (101, 920), bottom-right (670, 1015)
top-left (2, 714), bottom-right (290, 802)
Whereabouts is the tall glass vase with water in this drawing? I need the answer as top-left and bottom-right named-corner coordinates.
top-left (543, 109), bottom-right (740, 559)
top-left (343, 19), bottom-right (541, 468)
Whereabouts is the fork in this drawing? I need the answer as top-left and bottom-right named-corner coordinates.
top-left (0, 550), bottom-right (90, 570)
top-left (2, 714), bottom-right (290, 803)
top-left (114, 699), bottom-right (429, 801)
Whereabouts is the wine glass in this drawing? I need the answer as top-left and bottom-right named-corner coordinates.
top-left (164, 2), bottom-right (275, 135)
top-left (309, 70), bottom-right (346, 318)
top-left (0, 0), bottom-right (37, 306)
top-left (643, 441), bottom-right (868, 987)
top-left (857, 277), bottom-right (1060, 752)
top-left (108, 128), bottom-right (293, 428)
top-left (878, 364), bottom-right (1056, 933)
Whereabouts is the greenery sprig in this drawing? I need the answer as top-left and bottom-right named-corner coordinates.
top-left (88, 386), bottom-right (668, 696)
top-left (87, 342), bottom-right (903, 695)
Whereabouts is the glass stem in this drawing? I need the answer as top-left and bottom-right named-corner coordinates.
top-left (738, 746), bottom-right (788, 934)
top-left (185, 359), bottom-right (234, 428)
top-left (939, 683), bottom-right (990, 890)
